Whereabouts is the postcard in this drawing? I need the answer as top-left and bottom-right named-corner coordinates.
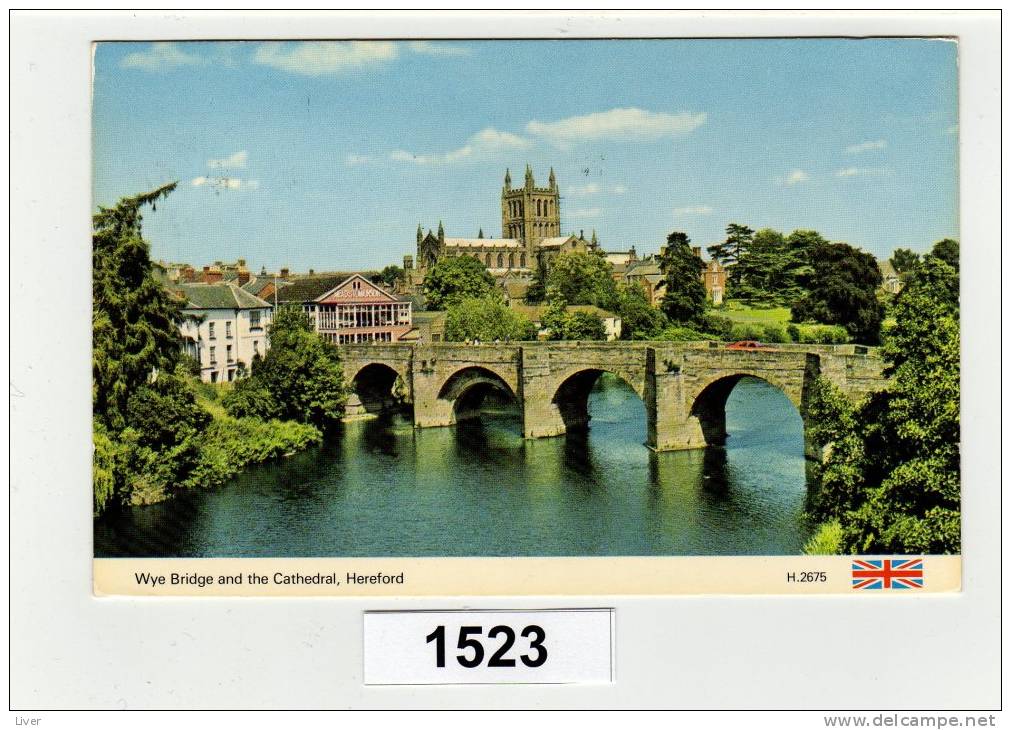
top-left (90, 38), bottom-right (961, 596)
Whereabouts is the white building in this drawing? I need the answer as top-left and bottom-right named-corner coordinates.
top-left (175, 283), bottom-right (273, 383)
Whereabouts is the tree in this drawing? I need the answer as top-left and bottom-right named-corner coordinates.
top-left (224, 308), bottom-right (347, 428)
top-left (444, 296), bottom-right (537, 342)
top-left (790, 242), bottom-right (883, 344)
top-left (376, 264), bottom-right (405, 288)
top-left (889, 248), bottom-right (920, 275)
top-left (93, 182), bottom-right (183, 430)
top-left (422, 256), bottom-right (495, 310)
top-left (658, 232), bottom-right (706, 325)
top-left (707, 223), bottom-right (753, 291)
top-left (524, 254), bottom-right (550, 304)
top-left (615, 283), bottom-right (668, 340)
top-left (540, 296), bottom-right (607, 341)
top-left (735, 227), bottom-right (788, 304)
top-left (545, 250), bottom-right (618, 310)
top-left (928, 238), bottom-right (959, 272)
top-left (807, 254), bottom-right (960, 554)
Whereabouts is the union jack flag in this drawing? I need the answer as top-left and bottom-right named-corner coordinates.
top-left (851, 558), bottom-right (924, 590)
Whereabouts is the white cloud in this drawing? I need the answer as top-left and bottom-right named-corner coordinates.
top-left (569, 183), bottom-right (601, 196)
top-left (120, 42), bottom-right (201, 71)
top-left (207, 150), bottom-right (248, 170)
top-left (611, 185), bottom-right (627, 195)
top-left (568, 207), bottom-right (602, 218)
top-left (408, 41), bottom-right (471, 57)
top-left (389, 126), bottom-right (528, 165)
top-left (253, 41), bottom-right (398, 75)
top-left (784, 169), bottom-right (810, 186)
top-left (526, 107), bottom-right (707, 147)
top-left (191, 176), bottom-right (257, 191)
top-left (836, 167), bottom-right (891, 178)
top-left (845, 139), bottom-right (887, 154)
top-left (673, 205), bottom-right (713, 217)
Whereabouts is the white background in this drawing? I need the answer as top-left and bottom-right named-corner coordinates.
top-left (7, 10), bottom-right (1002, 715)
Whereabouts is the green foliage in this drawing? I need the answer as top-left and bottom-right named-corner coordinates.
top-left (524, 255), bottom-right (549, 304)
top-left (221, 376), bottom-right (282, 420)
top-left (707, 223), bottom-right (753, 290)
top-left (541, 299), bottom-right (607, 341)
top-left (701, 314), bottom-right (734, 340)
top-left (805, 254), bottom-right (960, 554)
top-left (93, 182), bottom-right (182, 430)
top-left (422, 256), bottom-right (496, 310)
top-left (616, 283), bottom-right (668, 340)
top-left (790, 242), bottom-right (884, 344)
top-left (929, 238), bottom-right (959, 272)
top-left (184, 415), bottom-right (322, 493)
top-left (227, 307), bottom-right (348, 428)
top-left (444, 296), bottom-right (537, 342)
top-left (889, 247), bottom-right (920, 275)
top-left (802, 521), bottom-right (843, 555)
top-left (376, 264), bottom-right (406, 288)
top-left (545, 250), bottom-right (618, 309)
top-left (93, 419), bottom-right (126, 515)
top-left (656, 325), bottom-right (709, 342)
top-left (658, 232), bottom-right (706, 324)
top-left (125, 374), bottom-right (211, 451)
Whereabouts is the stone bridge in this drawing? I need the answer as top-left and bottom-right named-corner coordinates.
top-left (337, 341), bottom-right (886, 456)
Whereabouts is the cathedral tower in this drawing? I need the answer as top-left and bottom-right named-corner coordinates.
top-left (501, 165), bottom-right (561, 259)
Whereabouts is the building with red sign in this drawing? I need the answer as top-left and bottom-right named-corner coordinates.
top-left (276, 273), bottom-right (413, 344)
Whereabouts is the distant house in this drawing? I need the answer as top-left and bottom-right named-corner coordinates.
top-left (623, 249), bottom-right (726, 306)
top-left (878, 259), bottom-right (903, 294)
top-left (276, 273), bottom-right (413, 344)
top-left (174, 282), bottom-right (273, 384)
top-left (403, 311), bottom-right (448, 344)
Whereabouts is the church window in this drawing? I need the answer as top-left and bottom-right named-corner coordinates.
top-left (485, 253), bottom-right (492, 267)
top-left (536, 200), bottom-right (541, 216)
top-left (497, 253), bottom-right (504, 268)
top-left (508, 253), bottom-right (514, 268)
top-left (520, 253), bottom-right (526, 267)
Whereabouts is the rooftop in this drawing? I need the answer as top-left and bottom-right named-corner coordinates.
top-left (175, 282), bottom-right (271, 310)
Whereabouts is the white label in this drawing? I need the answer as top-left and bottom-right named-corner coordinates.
top-left (363, 609), bottom-right (614, 685)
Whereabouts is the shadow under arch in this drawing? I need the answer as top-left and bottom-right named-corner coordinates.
top-left (552, 368), bottom-right (646, 436)
top-left (351, 363), bottom-right (407, 416)
top-left (438, 366), bottom-right (520, 423)
top-left (690, 374), bottom-right (802, 447)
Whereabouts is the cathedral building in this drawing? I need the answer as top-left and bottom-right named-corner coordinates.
top-left (404, 166), bottom-right (598, 295)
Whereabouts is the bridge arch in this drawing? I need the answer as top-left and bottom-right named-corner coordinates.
top-left (437, 365), bottom-right (520, 422)
top-left (348, 362), bottom-right (408, 416)
top-left (688, 372), bottom-right (804, 447)
top-left (550, 367), bottom-right (646, 434)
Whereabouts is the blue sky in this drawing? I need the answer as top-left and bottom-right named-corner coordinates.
top-left (93, 39), bottom-right (958, 272)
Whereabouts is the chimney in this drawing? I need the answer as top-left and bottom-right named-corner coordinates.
top-left (203, 266), bottom-right (223, 284)
top-left (237, 258), bottom-right (246, 267)
top-left (280, 267), bottom-right (290, 279)
top-left (237, 270), bottom-right (251, 286)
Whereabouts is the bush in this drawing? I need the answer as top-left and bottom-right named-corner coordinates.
top-left (223, 376), bottom-right (282, 420)
top-left (701, 314), bottom-right (734, 340)
top-left (786, 324), bottom-right (801, 342)
top-left (797, 324), bottom-right (849, 344)
top-left (802, 521), bottom-right (843, 555)
top-left (657, 325), bottom-right (708, 342)
top-left (184, 416), bottom-right (322, 492)
top-left (762, 324), bottom-right (789, 343)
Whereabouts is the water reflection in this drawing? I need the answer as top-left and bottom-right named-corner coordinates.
top-left (95, 374), bottom-right (813, 557)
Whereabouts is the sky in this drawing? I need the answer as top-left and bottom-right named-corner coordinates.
top-left (92, 39), bottom-right (958, 273)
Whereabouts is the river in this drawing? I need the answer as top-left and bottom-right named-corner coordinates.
top-left (94, 375), bottom-right (816, 557)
